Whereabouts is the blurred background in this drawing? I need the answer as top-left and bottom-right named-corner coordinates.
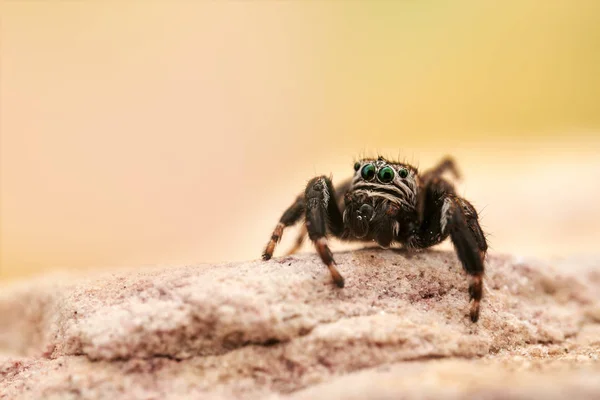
top-left (1, 1), bottom-right (599, 281)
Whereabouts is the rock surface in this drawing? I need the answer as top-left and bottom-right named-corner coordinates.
top-left (1, 249), bottom-right (599, 399)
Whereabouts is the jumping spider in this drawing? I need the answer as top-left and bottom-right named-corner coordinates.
top-left (262, 156), bottom-right (488, 322)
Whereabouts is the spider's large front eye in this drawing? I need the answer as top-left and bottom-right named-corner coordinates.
top-left (361, 164), bottom-right (376, 180)
top-left (377, 166), bottom-right (395, 183)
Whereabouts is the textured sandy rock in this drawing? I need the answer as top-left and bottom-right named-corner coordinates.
top-left (1, 249), bottom-right (599, 399)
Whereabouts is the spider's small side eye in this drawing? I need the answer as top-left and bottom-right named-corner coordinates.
top-left (361, 164), bottom-right (376, 180)
top-left (354, 162), bottom-right (361, 171)
top-left (377, 166), bottom-right (395, 183)
top-left (398, 168), bottom-right (409, 179)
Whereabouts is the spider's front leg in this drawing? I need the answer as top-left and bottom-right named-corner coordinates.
top-left (442, 196), bottom-right (488, 322)
top-left (262, 176), bottom-right (346, 288)
top-left (304, 176), bottom-right (345, 287)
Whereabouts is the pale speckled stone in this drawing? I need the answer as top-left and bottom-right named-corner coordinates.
top-left (1, 249), bottom-right (599, 399)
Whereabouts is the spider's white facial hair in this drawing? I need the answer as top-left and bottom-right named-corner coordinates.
top-left (350, 178), bottom-right (417, 210)
top-left (351, 159), bottom-right (418, 206)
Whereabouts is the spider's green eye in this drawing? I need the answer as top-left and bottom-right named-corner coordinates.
top-left (354, 162), bottom-right (361, 171)
top-left (377, 166), bottom-right (395, 183)
top-left (398, 168), bottom-right (409, 179)
top-left (361, 164), bottom-right (376, 180)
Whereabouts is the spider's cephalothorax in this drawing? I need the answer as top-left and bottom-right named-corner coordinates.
top-left (262, 156), bottom-right (488, 322)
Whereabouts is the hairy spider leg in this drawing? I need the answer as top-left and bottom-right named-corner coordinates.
top-left (439, 196), bottom-right (488, 322)
top-left (417, 156), bottom-right (461, 222)
top-left (304, 176), bottom-right (346, 288)
top-left (413, 161), bottom-right (487, 323)
top-left (262, 194), bottom-right (305, 260)
top-left (425, 156), bottom-right (461, 181)
top-left (263, 178), bottom-right (351, 260)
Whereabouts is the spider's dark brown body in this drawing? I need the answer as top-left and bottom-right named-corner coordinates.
top-left (262, 156), bottom-right (488, 322)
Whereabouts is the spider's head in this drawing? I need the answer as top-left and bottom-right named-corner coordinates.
top-left (345, 156), bottom-right (418, 241)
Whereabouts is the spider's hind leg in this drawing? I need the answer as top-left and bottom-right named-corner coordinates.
top-left (424, 156), bottom-right (461, 181)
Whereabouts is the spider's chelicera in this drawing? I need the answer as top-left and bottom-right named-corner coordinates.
top-left (262, 156), bottom-right (488, 322)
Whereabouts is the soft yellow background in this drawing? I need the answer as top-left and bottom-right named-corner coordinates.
top-left (2, 1), bottom-right (600, 280)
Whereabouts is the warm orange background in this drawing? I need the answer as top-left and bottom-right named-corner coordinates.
top-left (2, 2), bottom-right (600, 280)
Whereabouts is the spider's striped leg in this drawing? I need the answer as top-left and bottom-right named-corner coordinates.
top-left (416, 170), bottom-right (487, 322)
top-left (304, 176), bottom-right (345, 288)
top-left (442, 196), bottom-right (488, 322)
top-left (262, 194), bottom-right (305, 260)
